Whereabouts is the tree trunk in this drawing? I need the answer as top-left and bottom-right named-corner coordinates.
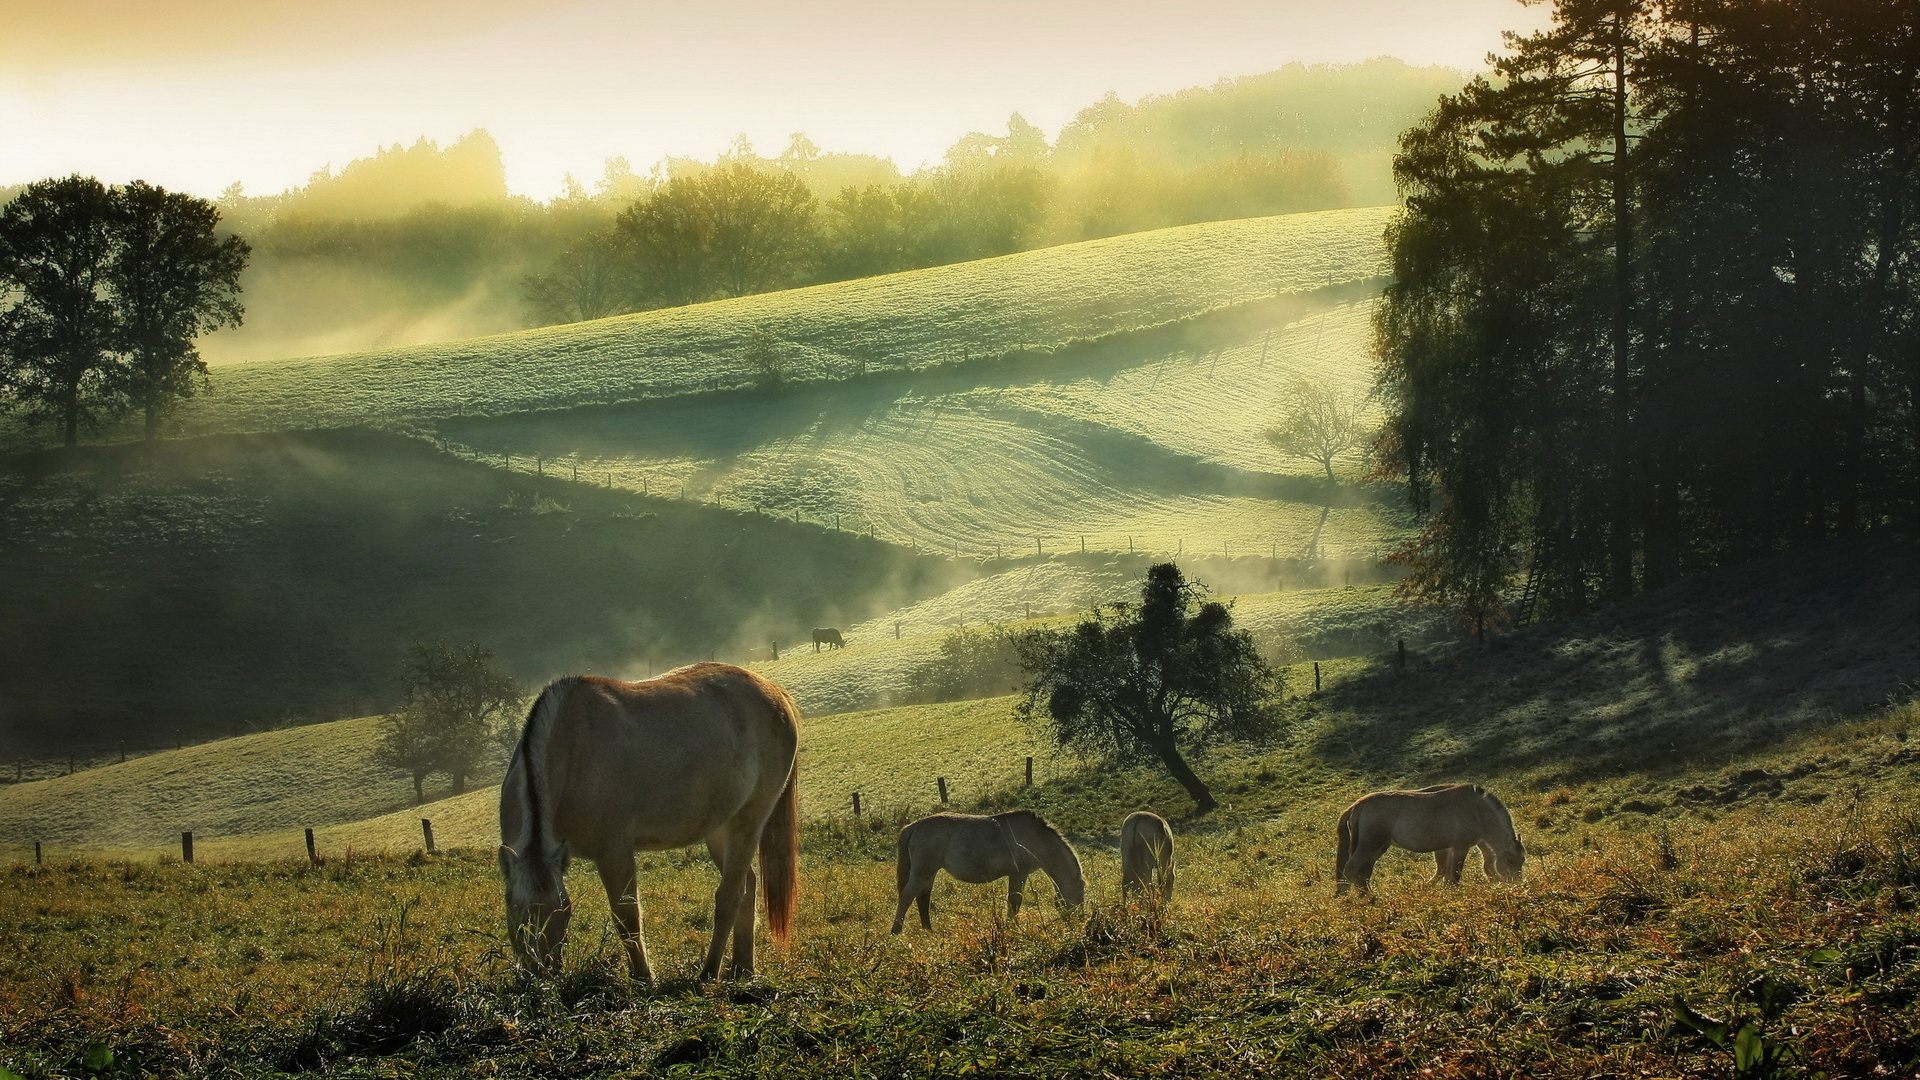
top-left (144, 400), bottom-right (159, 443)
top-left (452, 770), bottom-right (467, 797)
top-left (1151, 737), bottom-right (1216, 815)
top-left (413, 772), bottom-right (425, 805)
top-left (1608, 10), bottom-right (1637, 600)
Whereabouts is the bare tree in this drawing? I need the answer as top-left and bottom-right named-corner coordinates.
top-left (1263, 379), bottom-right (1371, 483)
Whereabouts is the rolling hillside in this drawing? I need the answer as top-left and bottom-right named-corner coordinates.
top-left (162, 207), bottom-right (1395, 434)
top-left (0, 430), bottom-right (965, 753)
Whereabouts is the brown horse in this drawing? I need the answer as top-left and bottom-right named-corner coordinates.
top-left (1334, 783), bottom-right (1525, 896)
top-left (811, 627), bottom-right (845, 651)
top-left (1119, 811), bottom-right (1175, 903)
top-left (892, 810), bottom-right (1084, 932)
top-left (498, 664), bottom-right (799, 981)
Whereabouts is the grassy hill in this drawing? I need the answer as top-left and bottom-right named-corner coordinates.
top-left (160, 208), bottom-right (1394, 434)
top-left (0, 429), bottom-right (965, 754)
top-left (437, 284), bottom-right (1401, 561)
top-left (0, 579), bottom-right (1449, 857)
top-left (4, 542), bottom-right (1918, 1079)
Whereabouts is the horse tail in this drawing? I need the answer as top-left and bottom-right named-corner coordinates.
top-left (759, 761), bottom-right (799, 946)
top-left (896, 821), bottom-right (915, 896)
top-left (1334, 805), bottom-right (1354, 885)
top-left (760, 689), bottom-right (802, 947)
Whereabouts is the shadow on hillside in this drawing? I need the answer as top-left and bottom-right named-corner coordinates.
top-left (442, 295), bottom-right (1393, 514)
top-left (1308, 537), bottom-right (1920, 786)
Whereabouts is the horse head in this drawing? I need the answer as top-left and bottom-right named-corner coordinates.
top-left (1486, 831), bottom-right (1526, 882)
top-left (499, 841), bottom-right (573, 973)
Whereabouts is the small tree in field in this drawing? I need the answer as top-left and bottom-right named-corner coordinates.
top-left (376, 641), bottom-right (523, 803)
top-left (1263, 379), bottom-right (1370, 484)
top-left (1016, 563), bottom-right (1277, 814)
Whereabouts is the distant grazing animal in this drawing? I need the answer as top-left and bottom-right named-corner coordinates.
top-left (811, 627), bottom-right (845, 651)
top-left (1119, 811), bottom-right (1176, 902)
top-left (892, 810), bottom-right (1085, 932)
top-left (1333, 783), bottom-right (1525, 897)
top-left (498, 664), bottom-right (799, 981)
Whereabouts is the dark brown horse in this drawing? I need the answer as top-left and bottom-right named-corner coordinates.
top-left (811, 627), bottom-right (845, 651)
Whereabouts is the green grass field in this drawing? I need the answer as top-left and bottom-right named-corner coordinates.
top-left (434, 286), bottom-right (1402, 562)
top-left (158, 208), bottom-right (1394, 435)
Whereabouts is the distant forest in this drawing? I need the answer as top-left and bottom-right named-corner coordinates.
top-left (159, 59), bottom-right (1461, 363)
top-left (1377, 0), bottom-right (1920, 626)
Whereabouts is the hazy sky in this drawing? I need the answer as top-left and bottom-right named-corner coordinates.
top-left (2, 0), bottom-right (1549, 201)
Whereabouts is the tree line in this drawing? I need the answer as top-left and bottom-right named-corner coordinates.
top-left (1376, 0), bottom-right (1920, 627)
top-left (521, 134), bottom-right (1347, 326)
top-left (0, 177), bottom-right (247, 446)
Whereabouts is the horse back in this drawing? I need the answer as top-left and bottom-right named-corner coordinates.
top-left (543, 665), bottom-right (798, 854)
top-left (1345, 785), bottom-right (1491, 854)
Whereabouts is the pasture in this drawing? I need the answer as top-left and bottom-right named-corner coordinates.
top-left (5, 537), bottom-right (1919, 1076)
top-left (152, 208), bottom-right (1394, 436)
top-left (4, 711), bottom-right (1918, 1078)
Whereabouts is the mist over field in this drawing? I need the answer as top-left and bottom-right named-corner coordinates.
top-left (4, 3), bottom-right (1919, 1077)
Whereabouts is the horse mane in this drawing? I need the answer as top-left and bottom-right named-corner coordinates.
top-left (1478, 788), bottom-right (1518, 841)
top-left (510, 677), bottom-right (578, 861)
top-left (993, 808), bottom-right (1056, 832)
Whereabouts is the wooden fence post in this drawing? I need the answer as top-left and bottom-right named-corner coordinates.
top-left (421, 818), bottom-right (436, 853)
top-left (34, 841), bottom-right (41, 866)
top-left (1025, 756), bottom-right (1033, 787)
top-left (771, 640), bottom-right (780, 661)
top-left (1314, 662), bottom-right (1322, 692)
top-left (1397, 639), bottom-right (1406, 670)
top-left (937, 777), bottom-right (949, 804)
top-left (305, 828), bottom-right (318, 866)
top-left (181, 831), bottom-right (194, 864)
top-left (851, 792), bottom-right (862, 817)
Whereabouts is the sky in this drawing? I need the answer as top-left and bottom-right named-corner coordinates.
top-left (0, 0), bottom-right (1550, 201)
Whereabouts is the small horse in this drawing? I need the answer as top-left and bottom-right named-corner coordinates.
top-left (811, 627), bottom-right (845, 651)
top-left (498, 664), bottom-right (799, 981)
top-left (1119, 811), bottom-right (1175, 903)
top-left (892, 810), bottom-right (1085, 932)
top-left (1333, 783), bottom-right (1525, 896)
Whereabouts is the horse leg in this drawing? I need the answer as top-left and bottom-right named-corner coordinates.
top-left (1342, 841), bottom-right (1384, 896)
top-left (1007, 871), bottom-right (1030, 920)
top-left (698, 831), bottom-right (758, 981)
top-left (598, 854), bottom-right (652, 983)
top-left (914, 869), bottom-right (938, 930)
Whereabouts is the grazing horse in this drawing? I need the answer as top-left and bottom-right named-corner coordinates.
top-left (892, 810), bottom-right (1084, 932)
top-left (811, 627), bottom-right (846, 651)
top-left (1333, 783), bottom-right (1525, 897)
top-left (498, 664), bottom-right (799, 981)
top-left (1119, 811), bottom-right (1176, 903)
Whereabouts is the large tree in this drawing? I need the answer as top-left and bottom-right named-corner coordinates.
top-left (1016, 563), bottom-right (1277, 814)
top-left (0, 176), bottom-right (120, 448)
top-left (108, 181), bottom-right (249, 441)
top-left (1376, 0), bottom-right (1920, 624)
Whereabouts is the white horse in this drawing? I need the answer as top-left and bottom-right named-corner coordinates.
top-left (1334, 783), bottom-right (1525, 896)
top-left (1119, 811), bottom-right (1176, 903)
top-left (891, 810), bottom-right (1085, 932)
top-left (498, 664), bottom-right (800, 981)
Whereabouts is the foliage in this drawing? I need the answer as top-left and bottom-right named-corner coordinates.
top-left (0, 176), bottom-right (121, 448)
top-left (377, 641), bottom-right (523, 803)
top-left (738, 327), bottom-right (790, 389)
top-left (0, 177), bottom-right (247, 446)
top-left (1016, 563), bottom-right (1278, 813)
top-left (903, 624), bottom-right (1046, 705)
top-left (107, 181), bottom-right (249, 441)
top-left (1376, 0), bottom-right (1920, 628)
top-left (519, 231), bottom-right (633, 325)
